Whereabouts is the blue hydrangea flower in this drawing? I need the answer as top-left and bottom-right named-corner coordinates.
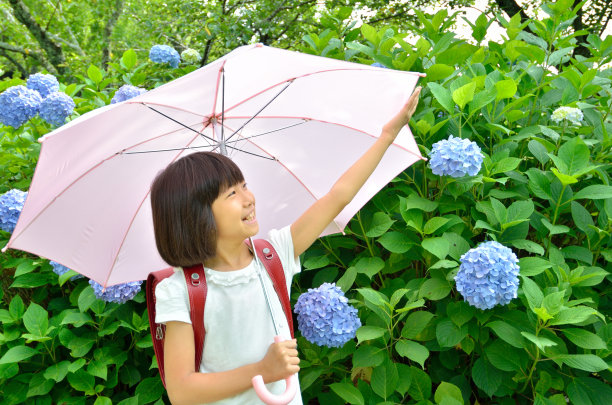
top-left (428, 135), bottom-right (483, 177)
top-left (294, 283), bottom-right (361, 347)
top-left (111, 84), bottom-right (147, 104)
top-left (0, 86), bottom-right (43, 128)
top-left (26, 73), bottom-right (60, 98)
top-left (551, 106), bottom-right (583, 125)
top-left (149, 45), bottom-right (180, 68)
top-left (455, 241), bottom-right (520, 310)
top-left (38, 92), bottom-right (75, 126)
top-left (180, 48), bottom-right (202, 64)
top-left (89, 279), bottom-right (143, 304)
top-left (50, 261), bottom-right (83, 280)
top-left (0, 189), bottom-right (27, 233)
top-left (371, 62), bottom-right (387, 68)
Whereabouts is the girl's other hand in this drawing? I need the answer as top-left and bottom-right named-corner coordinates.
top-left (258, 339), bottom-right (300, 382)
top-left (381, 86), bottom-right (422, 142)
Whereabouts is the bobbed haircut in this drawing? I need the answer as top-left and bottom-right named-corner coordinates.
top-left (150, 151), bottom-right (244, 267)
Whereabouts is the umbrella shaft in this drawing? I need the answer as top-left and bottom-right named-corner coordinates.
top-left (250, 238), bottom-right (281, 336)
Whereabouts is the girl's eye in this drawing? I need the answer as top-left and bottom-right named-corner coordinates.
top-left (242, 183), bottom-right (248, 189)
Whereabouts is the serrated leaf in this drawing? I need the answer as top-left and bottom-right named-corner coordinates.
top-left (436, 319), bottom-right (468, 347)
top-left (0, 345), bottom-right (39, 364)
top-left (521, 332), bottom-right (557, 351)
top-left (428, 82), bottom-right (454, 113)
top-left (378, 232), bottom-right (414, 253)
top-left (471, 358), bottom-right (503, 397)
top-left (354, 257), bottom-right (385, 279)
top-left (356, 326), bottom-right (386, 344)
top-left (371, 358), bottom-right (398, 399)
top-left (365, 212), bottom-right (395, 237)
top-left (435, 381), bottom-right (464, 405)
top-left (396, 339), bottom-right (429, 368)
top-left (424, 217), bottom-right (450, 235)
top-left (550, 306), bottom-right (598, 325)
top-left (557, 354), bottom-right (608, 372)
top-left (562, 328), bottom-right (607, 350)
top-left (452, 81), bottom-right (476, 109)
top-left (573, 185), bottom-right (612, 200)
top-left (330, 382), bottom-right (364, 405)
top-left (421, 237), bottom-right (450, 259)
top-left (419, 278), bottom-right (451, 301)
top-left (23, 303), bottom-right (48, 337)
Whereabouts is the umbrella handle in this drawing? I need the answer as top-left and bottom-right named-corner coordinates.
top-left (252, 336), bottom-right (298, 405)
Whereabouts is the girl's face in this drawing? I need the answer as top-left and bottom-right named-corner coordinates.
top-left (211, 181), bottom-right (258, 241)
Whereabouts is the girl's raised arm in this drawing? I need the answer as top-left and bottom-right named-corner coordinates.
top-left (290, 87), bottom-right (421, 258)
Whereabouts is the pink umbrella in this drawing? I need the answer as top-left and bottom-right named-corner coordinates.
top-left (4, 44), bottom-right (424, 287)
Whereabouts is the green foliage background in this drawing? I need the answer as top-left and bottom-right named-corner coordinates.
top-left (1, 1), bottom-right (611, 404)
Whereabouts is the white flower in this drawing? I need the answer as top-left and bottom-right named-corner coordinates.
top-left (551, 106), bottom-right (583, 125)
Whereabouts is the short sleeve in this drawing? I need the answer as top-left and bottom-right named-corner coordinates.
top-left (154, 271), bottom-right (192, 325)
top-left (267, 226), bottom-right (301, 290)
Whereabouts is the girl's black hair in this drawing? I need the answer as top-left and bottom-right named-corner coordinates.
top-left (150, 151), bottom-right (244, 267)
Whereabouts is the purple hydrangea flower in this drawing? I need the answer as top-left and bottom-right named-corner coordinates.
top-left (0, 86), bottom-right (43, 128)
top-left (428, 135), bottom-right (483, 177)
top-left (455, 241), bottom-right (520, 310)
top-left (111, 84), bottom-right (147, 104)
top-left (0, 189), bottom-right (27, 233)
top-left (294, 283), bottom-right (361, 347)
top-left (50, 261), bottom-right (83, 280)
top-left (149, 45), bottom-right (180, 68)
top-left (26, 73), bottom-right (60, 98)
top-left (39, 92), bottom-right (75, 126)
top-left (89, 279), bottom-right (142, 304)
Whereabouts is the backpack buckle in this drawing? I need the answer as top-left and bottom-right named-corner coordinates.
top-left (191, 273), bottom-right (200, 286)
top-left (262, 247), bottom-right (274, 260)
top-left (156, 325), bottom-right (164, 340)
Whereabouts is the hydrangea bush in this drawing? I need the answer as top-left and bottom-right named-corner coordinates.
top-left (0, 4), bottom-right (611, 405)
top-left (38, 92), bottom-right (76, 126)
top-left (26, 73), bottom-right (60, 98)
top-left (89, 280), bottom-right (143, 304)
top-left (0, 86), bottom-right (43, 128)
top-left (0, 189), bottom-right (27, 233)
top-left (428, 135), bottom-right (483, 177)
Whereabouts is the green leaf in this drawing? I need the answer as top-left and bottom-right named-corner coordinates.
top-left (303, 255), bottom-right (329, 270)
top-left (495, 79), bottom-right (517, 100)
top-left (354, 257), bottom-right (385, 279)
top-left (436, 319), bottom-right (468, 347)
top-left (424, 217), bottom-right (450, 235)
top-left (78, 287), bottom-right (98, 312)
top-left (434, 382), bottom-right (464, 405)
top-left (528, 140), bottom-right (550, 165)
top-left (573, 185), bottom-right (612, 200)
top-left (400, 194), bottom-right (438, 212)
top-left (419, 278), bottom-right (451, 301)
top-left (471, 358), bottom-right (503, 398)
top-left (94, 397), bottom-right (113, 405)
top-left (421, 237), bottom-right (450, 260)
top-left (428, 82), bottom-right (454, 113)
top-left (371, 358), bottom-right (398, 399)
top-left (365, 212), bottom-right (395, 237)
top-left (446, 301), bottom-right (474, 327)
top-left (557, 137), bottom-right (589, 175)
top-left (396, 339), bottom-right (429, 368)
top-left (330, 382), bottom-right (364, 405)
top-left (0, 345), bottom-right (39, 364)
top-left (521, 276), bottom-right (544, 311)
top-left (67, 370), bottom-right (95, 394)
top-left (519, 257), bottom-right (551, 277)
top-left (485, 340), bottom-right (527, 372)
top-left (567, 377), bottom-right (612, 405)
top-left (378, 231), bottom-right (414, 253)
top-left (44, 361), bottom-right (70, 383)
top-left (353, 345), bottom-right (385, 368)
top-left (121, 49), bottom-right (137, 70)
top-left (336, 266), bottom-right (357, 292)
top-left (356, 326), bottom-right (386, 344)
top-left (542, 291), bottom-right (565, 316)
top-left (510, 239), bottom-right (545, 255)
top-left (550, 306), bottom-right (598, 325)
top-left (407, 366), bottom-right (432, 401)
top-left (361, 24), bottom-right (379, 45)
top-left (556, 354), bottom-right (608, 372)
top-left (486, 321), bottom-right (525, 348)
top-left (402, 311), bottom-right (435, 339)
top-left (426, 64), bottom-right (455, 81)
top-left (87, 65), bottom-right (103, 85)
top-left (134, 377), bottom-right (165, 404)
top-left (9, 295), bottom-right (25, 321)
top-left (562, 328), bottom-right (607, 350)
top-left (357, 288), bottom-right (389, 307)
top-left (452, 81), bottom-right (476, 109)
top-left (23, 303), bottom-right (49, 337)
top-left (521, 332), bottom-right (557, 351)
top-left (571, 201), bottom-right (595, 236)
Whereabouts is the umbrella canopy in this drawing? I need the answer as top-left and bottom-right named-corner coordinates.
top-left (5, 44), bottom-right (424, 287)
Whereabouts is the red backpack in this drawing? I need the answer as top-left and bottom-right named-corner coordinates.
top-left (146, 239), bottom-right (295, 387)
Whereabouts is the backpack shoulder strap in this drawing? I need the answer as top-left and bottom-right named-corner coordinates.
top-left (182, 265), bottom-right (207, 371)
top-left (253, 239), bottom-right (294, 338)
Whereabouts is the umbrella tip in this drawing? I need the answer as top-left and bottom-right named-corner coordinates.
top-left (1, 245), bottom-right (8, 253)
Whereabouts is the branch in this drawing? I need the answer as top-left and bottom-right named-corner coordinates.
top-left (0, 49), bottom-right (28, 77)
top-left (495, 0), bottom-right (531, 23)
top-left (7, 0), bottom-right (66, 74)
top-left (101, 0), bottom-right (125, 69)
top-left (0, 40), bottom-right (59, 74)
top-left (45, 0), bottom-right (85, 56)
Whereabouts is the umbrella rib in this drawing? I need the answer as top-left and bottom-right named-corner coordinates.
top-left (143, 103), bottom-right (215, 146)
top-left (223, 79), bottom-right (294, 144)
top-left (224, 120), bottom-right (308, 144)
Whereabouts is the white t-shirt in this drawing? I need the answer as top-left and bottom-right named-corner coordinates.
top-left (155, 226), bottom-right (303, 405)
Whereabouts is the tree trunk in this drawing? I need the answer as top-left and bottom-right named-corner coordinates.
top-left (572, 0), bottom-right (591, 58)
top-left (101, 0), bottom-right (125, 70)
top-left (7, 0), bottom-right (67, 75)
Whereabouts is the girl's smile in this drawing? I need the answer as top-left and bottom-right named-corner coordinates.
top-left (212, 181), bottom-right (259, 240)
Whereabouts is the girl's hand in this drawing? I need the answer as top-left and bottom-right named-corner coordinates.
top-left (258, 339), bottom-right (300, 382)
top-left (381, 86), bottom-right (422, 143)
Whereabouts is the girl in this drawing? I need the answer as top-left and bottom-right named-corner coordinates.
top-left (151, 86), bottom-right (421, 405)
